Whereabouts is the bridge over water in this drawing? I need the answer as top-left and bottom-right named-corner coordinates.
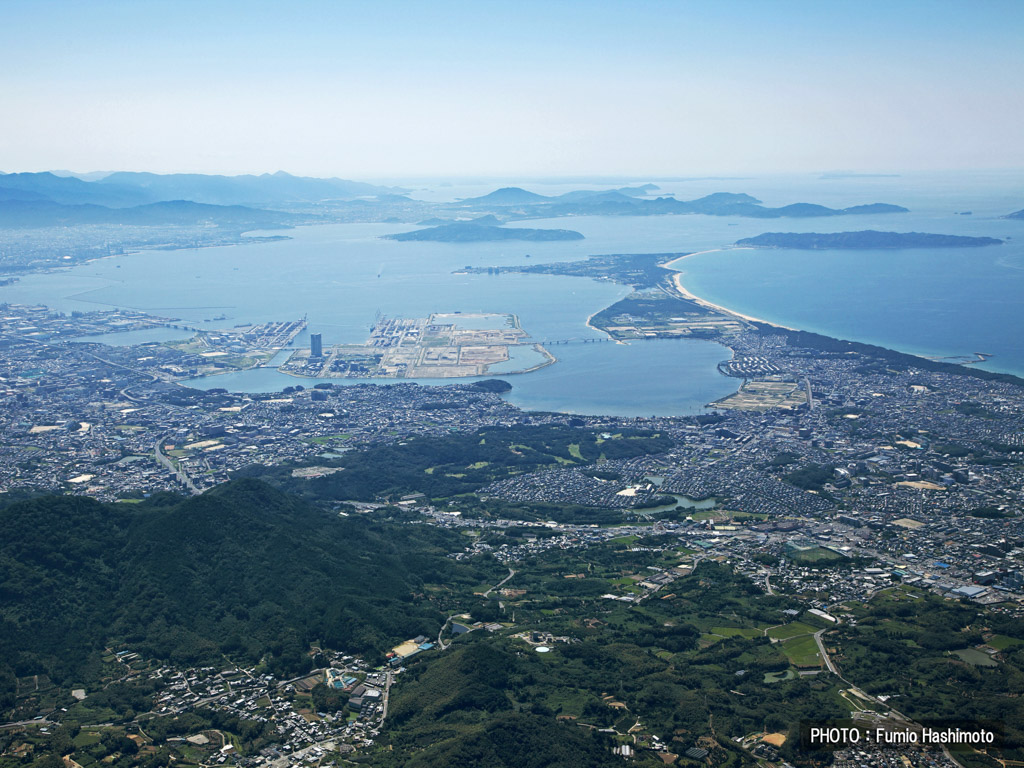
top-left (536, 337), bottom-right (614, 346)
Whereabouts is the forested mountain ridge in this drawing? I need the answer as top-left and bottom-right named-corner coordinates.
top-left (0, 199), bottom-right (308, 229)
top-left (0, 480), bottom-right (498, 690)
top-left (0, 170), bottom-right (401, 208)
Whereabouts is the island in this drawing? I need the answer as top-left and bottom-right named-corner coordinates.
top-left (1004, 208), bottom-right (1024, 220)
top-left (382, 216), bottom-right (584, 242)
top-left (458, 184), bottom-right (659, 205)
top-left (458, 187), bottom-right (552, 205)
top-left (736, 230), bottom-right (1003, 249)
top-left (450, 187), bottom-right (910, 219)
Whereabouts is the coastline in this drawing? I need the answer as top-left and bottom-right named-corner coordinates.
top-left (662, 250), bottom-right (1024, 379)
top-left (585, 307), bottom-right (629, 344)
top-left (0, 230), bottom-right (295, 279)
top-left (40, 224), bottom-right (1024, 398)
top-left (269, 342), bottom-right (557, 381)
top-left (661, 249), bottom-right (799, 332)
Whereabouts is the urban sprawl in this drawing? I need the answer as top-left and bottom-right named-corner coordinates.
top-left (2, 301), bottom-right (1023, 767)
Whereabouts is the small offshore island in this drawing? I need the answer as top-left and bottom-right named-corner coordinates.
top-left (382, 216), bottom-right (584, 242)
top-left (736, 230), bottom-right (1003, 249)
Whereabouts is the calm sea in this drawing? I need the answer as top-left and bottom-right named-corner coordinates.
top-left (2, 171), bottom-right (1021, 413)
top-left (659, 171), bottom-right (1024, 376)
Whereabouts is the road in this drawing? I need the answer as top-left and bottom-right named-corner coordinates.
top-left (811, 625), bottom-right (965, 766)
top-left (155, 435), bottom-right (200, 494)
top-left (437, 616), bottom-right (454, 650)
top-left (814, 629), bottom-right (840, 676)
top-left (381, 670), bottom-right (392, 720)
top-left (483, 568), bottom-right (516, 597)
top-left (0, 718), bottom-right (53, 730)
top-left (435, 568), bottom-right (518, 651)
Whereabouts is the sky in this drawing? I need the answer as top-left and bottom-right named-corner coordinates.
top-left (2, 0), bottom-right (1023, 179)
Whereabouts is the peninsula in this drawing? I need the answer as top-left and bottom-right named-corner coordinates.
top-left (736, 230), bottom-right (1003, 249)
top-left (461, 252), bottom-right (686, 289)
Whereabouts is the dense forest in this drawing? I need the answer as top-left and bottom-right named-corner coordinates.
top-left (0, 480), bottom-right (503, 692)
top-left (367, 560), bottom-right (848, 768)
top-left (5, 423), bottom-right (1024, 767)
top-left (5, 481), bottom-right (1024, 766)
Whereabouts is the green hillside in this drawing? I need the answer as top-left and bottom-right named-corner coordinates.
top-left (0, 480), bottom-right (500, 688)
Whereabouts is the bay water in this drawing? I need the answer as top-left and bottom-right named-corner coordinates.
top-left (2, 171), bottom-right (1021, 413)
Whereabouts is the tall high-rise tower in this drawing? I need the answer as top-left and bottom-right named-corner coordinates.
top-left (310, 333), bottom-right (323, 358)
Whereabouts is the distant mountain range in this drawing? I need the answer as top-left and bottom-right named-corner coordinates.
top-left (0, 170), bottom-right (409, 229)
top-left (0, 170), bottom-right (403, 208)
top-left (96, 171), bottom-right (405, 206)
top-left (0, 198), bottom-right (307, 229)
top-left (459, 184), bottom-right (659, 206)
top-left (0, 174), bottom-right (915, 232)
top-left (461, 187), bottom-right (552, 205)
top-left (383, 215), bottom-right (584, 242)
top-left (0, 171), bottom-right (145, 207)
top-left (737, 231), bottom-right (1003, 249)
top-left (1004, 208), bottom-right (1024, 220)
top-left (455, 187), bottom-right (909, 219)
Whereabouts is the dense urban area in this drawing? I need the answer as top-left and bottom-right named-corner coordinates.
top-left (3, 275), bottom-right (1024, 768)
top-left (2, 237), bottom-right (1024, 768)
top-left (3, 0), bottom-right (1022, 759)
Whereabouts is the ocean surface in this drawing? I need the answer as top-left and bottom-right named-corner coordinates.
top-left (2, 171), bottom-right (1022, 413)
top-left (660, 171), bottom-right (1024, 376)
top-left (674, 245), bottom-right (1024, 376)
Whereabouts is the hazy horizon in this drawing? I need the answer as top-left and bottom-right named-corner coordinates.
top-left (6, 169), bottom-right (1024, 184)
top-left (3, 0), bottom-right (1023, 178)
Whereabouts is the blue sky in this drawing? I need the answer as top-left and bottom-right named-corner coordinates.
top-left (2, 0), bottom-right (1022, 177)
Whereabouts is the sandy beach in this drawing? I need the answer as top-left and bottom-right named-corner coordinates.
top-left (661, 249), bottom-right (799, 332)
top-left (584, 306), bottom-right (629, 344)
